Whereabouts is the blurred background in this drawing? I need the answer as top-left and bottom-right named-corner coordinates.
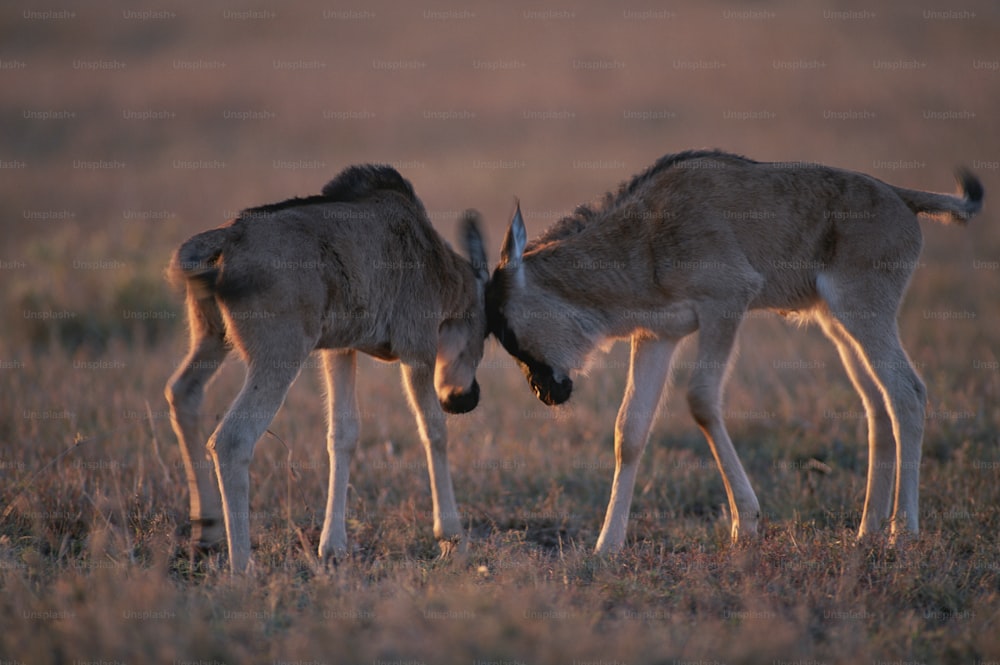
top-left (1, 0), bottom-right (997, 436)
top-left (2, 0), bottom-right (997, 353)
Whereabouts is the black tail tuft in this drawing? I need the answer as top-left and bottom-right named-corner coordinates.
top-left (321, 164), bottom-right (416, 203)
top-left (894, 168), bottom-right (985, 224)
top-left (956, 167), bottom-right (984, 213)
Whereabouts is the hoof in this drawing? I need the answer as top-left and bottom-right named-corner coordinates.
top-left (319, 547), bottom-right (350, 569)
top-left (730, 516), bottom-right (761, 545)
top-left (437, 536), bottom-right (467, 560)
top-left (177, 518), bottom-right (225, 560)
top-left (593, 537), bottom-right (625, 557)
top-left (888, 526), bottom-right (918, 549)
top-left (191, 539), bottom-right (225, 559)
top-left (189, 518), bottom-right (226, 550)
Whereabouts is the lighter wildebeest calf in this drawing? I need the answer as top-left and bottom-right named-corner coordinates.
top-left (166, 165), bottom-right (488, 572)
top-left (486, 150), bottom-right (983, 553)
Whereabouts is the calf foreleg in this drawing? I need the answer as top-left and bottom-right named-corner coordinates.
top-left (402, 362), bottom-right (464, 555)
top-left (318, 350), bottom-right (360, 562)
top-left (687, 311), bottom-right (760, 543)
top-left (595, 336), bottom-right (675, 554)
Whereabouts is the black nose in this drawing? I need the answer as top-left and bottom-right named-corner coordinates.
top-left (527, 370), bottom-right (572, 406)
top-left (441, 379), bottom-right (480, 414)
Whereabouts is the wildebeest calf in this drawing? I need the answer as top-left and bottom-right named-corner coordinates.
top-left (487, 149), bottom-right (983, 553)
top-left (166, 165), bottom-right (487, 572)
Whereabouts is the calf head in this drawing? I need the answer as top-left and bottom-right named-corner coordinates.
top-left (435, 211), bottom-right (489, 414)
top-left (486, 205), bottom-right (576, 406)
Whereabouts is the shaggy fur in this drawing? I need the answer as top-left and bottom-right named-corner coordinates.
top-left (166, 165), bottom-right (488, 572)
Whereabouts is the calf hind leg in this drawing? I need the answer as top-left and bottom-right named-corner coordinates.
top-left (209, 356), bottom-right (305, 573)
top-left (826, 313), bottom-right (924, 538)
top-left (819, 274), bottom-right (926, 538)
top-left (165, 296), bottom-right (229, 548)
top-left (815, 312), bottom-right (896, 536)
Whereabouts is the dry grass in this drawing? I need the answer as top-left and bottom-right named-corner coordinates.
top-left (2, 339), bottom-right (999, 664)
top-left (2, 0), bottom-right (999, 662)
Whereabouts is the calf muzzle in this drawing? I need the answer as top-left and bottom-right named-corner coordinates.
top-left (440, 379), bottom-right (480, 414)
top-left (526, 366), bottom-right (573, 406)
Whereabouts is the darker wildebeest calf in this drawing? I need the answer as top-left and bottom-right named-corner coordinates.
top-left (166, 165), bottom-right (487, 572)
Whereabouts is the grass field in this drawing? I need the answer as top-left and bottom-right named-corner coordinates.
top-left (2, 1), bottom-right (999, 663)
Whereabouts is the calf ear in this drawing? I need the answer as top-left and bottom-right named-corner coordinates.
top-left (500, 202), bottom-right (527, 285)
top-left (460, 209), bottom-right (488, 285)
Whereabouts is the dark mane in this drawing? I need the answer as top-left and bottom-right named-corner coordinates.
top-left (530, 149), bottom-right (756, 248)
top-left (239, 164), bottom-right (415, 218)
top-left (617, 149), bottom-right (756, 200)
top-left (321, 164), bottom-right (416, 202)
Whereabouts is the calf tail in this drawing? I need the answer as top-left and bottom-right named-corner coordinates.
top-left (167, 227), bottom-right (230, 299)
top-left (891, 169), bottom-right (984, 224)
